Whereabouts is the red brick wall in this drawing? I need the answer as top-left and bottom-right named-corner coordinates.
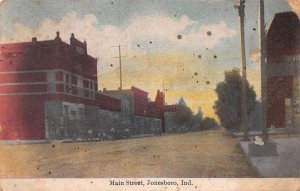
top-left (96, 94), bottom-right (121, 112)
top-left (0, 95), bottom-right (46, 140)
top-left (0, 84), bottom-right (47, 94)
top-left (0, 40), bottom-right (98, 80)
top-left (56, 71), bottom-right (64, 81)
top-left (132, 87), bottom-right (149, 117)
top-left (267, 76), bottom-right (293, 128)
top-left (0, 92), bottom-right (121, 140)
top-left (0, 72), bottom-right (48, 94)
top-left (0, 72), bottom-right (47, 83)
top-left (56, 84), bottom-right (64, 92)
top-left (267, 12), bottom-right (300, 64)
top-left (266, 12), bottom-right (299, 128)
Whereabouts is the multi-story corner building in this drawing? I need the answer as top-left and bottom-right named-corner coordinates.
top-left (0, 32), bottom-right (121, 140)
top-left (266, 12), bottom-right (300, 128)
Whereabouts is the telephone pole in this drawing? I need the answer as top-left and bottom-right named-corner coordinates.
top-left (259, 0), bottom-right (269, 142)
top-left (118, 45), bottom-right (122, 90)
top-left (112, 44), bottom-right (127, 90)
top-left (235, 0), bottom-right (249, 141)
top-left (163, 81), bottom-right (166, 105)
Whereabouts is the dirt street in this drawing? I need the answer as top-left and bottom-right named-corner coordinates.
top-left (0, 128), bottom-right (257, 178)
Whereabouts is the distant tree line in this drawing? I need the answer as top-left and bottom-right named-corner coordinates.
top-left (174, 98), bottom-right (219, 130)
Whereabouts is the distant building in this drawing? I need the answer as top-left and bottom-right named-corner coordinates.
top-left (266, 12), bottom-right (300, 128)
top-left (103, 87), bottom-right (176, 133)
top-left (0, 32), bottom-right (121, 140)
top-left (178, 97), bottom-right (187, 106)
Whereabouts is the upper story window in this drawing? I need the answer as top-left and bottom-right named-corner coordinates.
top-left (285, 55), bottom-right (300, 63)
top-left (56, 71), bottom-right (63, 81)
top-left (78, 78), bottom-right (83, 88)
top-left (76, 46), bottom-right (84, 55)
top-left (71, 75), bottom-right (77, 85)
top-left (84, 80), bottom-right (89, 88)
top-left (90, 91), bottom-right (95, 99)
top-left (65, 74), bottom-right (70, 83)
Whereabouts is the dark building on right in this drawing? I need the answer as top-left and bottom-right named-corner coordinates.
top-left (266, 12), bottom-right (300, 128)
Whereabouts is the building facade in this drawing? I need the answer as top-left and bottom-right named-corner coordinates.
top-left (266, 12), bottom-right (300, 128)
top-left (0, 32), bottom-right (121, 140)
top-left (103, 87), bottom-right (176, 133)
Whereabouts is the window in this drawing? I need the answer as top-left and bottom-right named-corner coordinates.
top-left (90, 91), bottom-right (95, 99)
top-left (56, 71), bottom-right (63, 81)
top-left (65, 74), bottom-right (70, 83)
top-left (78, 78), bottom-right (83, 88)
top-left (63, 105), bottom-right (69, 116)
top-left (70, 110), bottom-right (77, 120)
top-left (66, 84), bottom-right (72, 93)
top-left (47, 71), bottom-right (55, 82)
top-left (72, 76), bottom-right (77, 85)
top-left (84, 80), bottom-right (89, 88)
top-left (76, 46), bottom-right (84, 55)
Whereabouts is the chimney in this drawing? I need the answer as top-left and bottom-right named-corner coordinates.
top-left (55, 31), bottom-right (61, 40)
top-left (84, 40), bottom-right (87, 55)
top-left (70, 33), bottom-right (75, 46)
top-left (32, 37), bottom-right (37, 43)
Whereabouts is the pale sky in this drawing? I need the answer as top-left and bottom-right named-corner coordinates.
top-left (0, 0), bottom-right (298, 118)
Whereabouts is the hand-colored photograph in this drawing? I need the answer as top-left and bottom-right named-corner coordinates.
top-left (0, 0), bottom-right (299, 185)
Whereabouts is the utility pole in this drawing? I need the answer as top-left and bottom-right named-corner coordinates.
top-left (118, 45), bottom-right (122, 90)
top-left (163, 81), bottom-right (166, 105)
top-left (259, 0), bottom-right (269, 142)
top-left (235, 0), bottom-right (249, 141)
top-left (112, 44), bottom-right (127, 90)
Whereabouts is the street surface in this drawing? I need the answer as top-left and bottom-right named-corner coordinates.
top-left (0, 128), bottom-right (257, 178)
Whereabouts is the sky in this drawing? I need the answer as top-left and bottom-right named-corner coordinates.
top-left (0, 0), bottom-right (299, 118)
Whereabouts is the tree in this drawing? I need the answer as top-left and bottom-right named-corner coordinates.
top-left (201, 117), bottom-right (219, 129)
top-left (195, 107), bottom-right (203, 121)
top-left (191, 107), bottom-right (203, 130)
top-left (213, 69), bottom-right (256, 130)
top-left (248, 100), bottom-right (261, 131)
top-left (174, 98), bottom-right (193, 125)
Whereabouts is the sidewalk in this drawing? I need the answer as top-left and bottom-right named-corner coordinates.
top-left (239, 137), bottom-right (300, 177)
top-left (233, 127), bottom-right (300, 137)
top-left (0, 140), bottom-right (50, 145)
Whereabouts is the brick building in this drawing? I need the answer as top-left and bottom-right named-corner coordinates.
top-left (0, 32), bottom-right (121, 140)
top-left (266, 12), bottom-right (300, 128)
top-left (103, 87), bottom-right (176, 133)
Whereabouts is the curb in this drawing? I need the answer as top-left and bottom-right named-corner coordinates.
top-left (237, 141), bottom-right (263, 178)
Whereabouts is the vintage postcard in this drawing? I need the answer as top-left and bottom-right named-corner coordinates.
top-left (0, 0), bottom-right (299, 190)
